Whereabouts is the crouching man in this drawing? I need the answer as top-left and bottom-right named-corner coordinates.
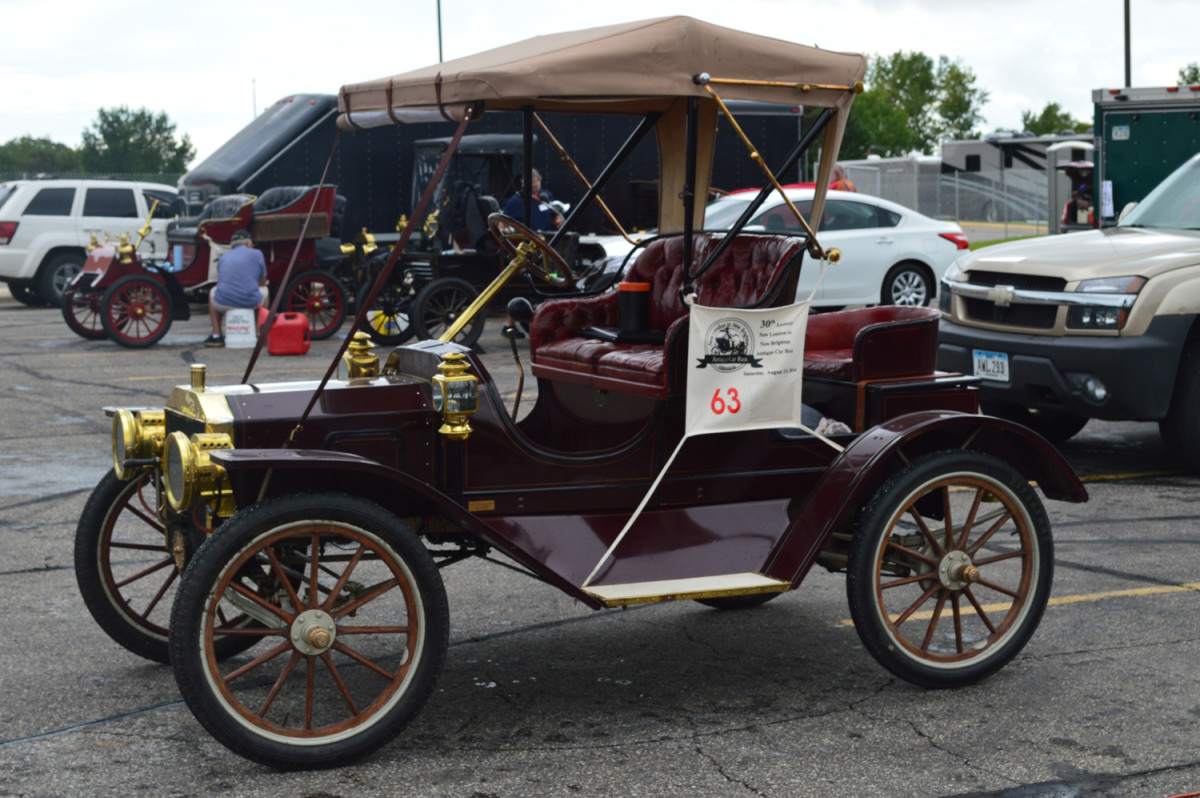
top-left (206, 228), bottom-right (267, 348)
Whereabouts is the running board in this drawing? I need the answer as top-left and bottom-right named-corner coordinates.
top-left (582, 573), bottom-right (791, 608)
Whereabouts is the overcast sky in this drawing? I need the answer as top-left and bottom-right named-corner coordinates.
top-left (3, 0), bottom-right (1196, 166)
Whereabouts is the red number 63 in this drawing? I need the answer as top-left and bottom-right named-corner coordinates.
top-left (710, 387), bottom-right (741, 414)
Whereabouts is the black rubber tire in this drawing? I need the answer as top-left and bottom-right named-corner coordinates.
top-left (283, 270), bottom-right (347, 340)
top-left (694, 592), bottom-right (784, 610)
top-left (1160, 344), bottom-right (1200, 473)
top-left (9, 281), bottom-right (46, 306)
top-left (169, 493), bottom-right (449, 770)
top-left (358, 277), bottom-right (417, 346)
top-left (881, 261), bottom-right (933, 307)
top-left (74, 470), bottom-right (258, 664)
top-left (38, 252), bottom-right (86, 306)
top-left (980, 400), bottom-right (1088, 445)
top-left (412, 277), bottom-right (484, 346)
top-left (61, 282), bottom-right (108, 340)
top-left (101, 275), bottom-right (174, 348)
top-left (845, 450), bottom-right (1052, 689)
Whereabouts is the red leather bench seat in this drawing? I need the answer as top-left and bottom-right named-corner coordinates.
top-left (802, 305), bottom-right (940, 382)
top-left (530, 233), bottom-right (803, 398)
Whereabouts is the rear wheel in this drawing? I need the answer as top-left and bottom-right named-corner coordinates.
top-left (358, 278), bottom-right (416, 346)
top-left (102, 275), bottom-right (173, 348)
top-left (846, 450), bottom-right (1052, 688)
top-left (412, 277), bottom-right (483, 346)
top-left (61, 282), bottom-right (107, 340)
top-left (169, 493), bottom-right (449, 769)
top-left (284, 270), bottom-right (346, 340)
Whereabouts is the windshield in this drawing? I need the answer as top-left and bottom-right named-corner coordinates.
top-left (1120, 154), bottom-right (1200, 230)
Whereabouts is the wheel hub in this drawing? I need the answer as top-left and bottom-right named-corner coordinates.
top-left (938, 549), bottom-right (980, 591)
top-left (291, 609), bottom-right (337, 655)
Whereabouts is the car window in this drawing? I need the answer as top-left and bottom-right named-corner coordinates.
top-left (144, 189), bottom-right (181, 219)
top-left (878, 207), bottom-right (902, 227)
top-left (821, 200), bottom-right (880, 232)
top-left (84, 188), bottom-right (138, 218)
top-left (23, 187), bottom-right (75, 216)
top-left (752, 200), bottom-right (813, 233)
top-left (0, 184), bottom-right (16, 213)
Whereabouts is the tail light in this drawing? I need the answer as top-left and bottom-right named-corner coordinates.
top-left (0, 221), bottom-right (17, 245)
top-left (940, 232), bottom-right (969, 250)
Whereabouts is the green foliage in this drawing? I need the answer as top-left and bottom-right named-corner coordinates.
top-left (1019, 102), bottom-right (1091, 136)
top-left (1180, 62), bottom-right (1200, 84)
top-left (840, 51), bottom-right (989, 159)
top-left (0, 135), bottom-right (83, 174)
top-left (81, 107), bottom-right (195, 174)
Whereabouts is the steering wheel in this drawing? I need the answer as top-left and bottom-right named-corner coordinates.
top-left (487, 213), bottom-right (574, 288)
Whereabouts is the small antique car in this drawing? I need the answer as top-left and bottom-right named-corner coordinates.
top-left (60, 185), bottom-right (348, 347)
top-left (75, 17), bottom-right (1086, 770)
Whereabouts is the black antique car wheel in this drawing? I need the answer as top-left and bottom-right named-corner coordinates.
top-left (412, 277), bottom-right (484, 346)
top-left (846, 450), bottom-right (1052, 688)
top-left (169, 493), bottom-right (449, 770)
top-left (358, 277), bottom-right (417, 346)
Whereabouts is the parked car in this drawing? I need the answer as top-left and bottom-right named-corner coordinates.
top-left (0, 179), bottom-right (179, 305)
top-left (589, 188), bottom-right (968, 308)
top-left (936, 152), bottom-right (1200, 462)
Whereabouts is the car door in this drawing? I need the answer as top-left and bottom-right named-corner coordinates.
top-left (79, 185), bottom-right (141, 249)
top-left (812, 200), bottom-right (891, 305)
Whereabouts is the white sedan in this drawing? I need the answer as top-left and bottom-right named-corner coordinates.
top-left (702, 188), bottom-right (969, 307)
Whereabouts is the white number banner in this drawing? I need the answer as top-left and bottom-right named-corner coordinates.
top-left (686, 301), bottom-right (810, 436)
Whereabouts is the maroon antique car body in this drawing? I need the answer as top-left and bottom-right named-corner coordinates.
top-left (60, 185), bottom-right (347, 347)
top-left (74, 17), bottom-right (1086, 770)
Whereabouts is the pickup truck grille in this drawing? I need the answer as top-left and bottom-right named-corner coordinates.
top-left (966, 270), bottom-right (1067, 292)
top-left (961, 271), bottom-right (1066, 328)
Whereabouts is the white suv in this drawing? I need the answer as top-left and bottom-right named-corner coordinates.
top-left (0, 179), bottom-right (178, 306)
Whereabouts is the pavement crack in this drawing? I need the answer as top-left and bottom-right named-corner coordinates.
top-left (694, 742), bottom-right (768, 797)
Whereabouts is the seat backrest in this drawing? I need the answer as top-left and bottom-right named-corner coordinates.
top-left (625, 233), bottom-right (803, 330)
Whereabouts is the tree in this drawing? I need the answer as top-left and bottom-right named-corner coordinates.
top-left (936, 57), bottom-right (989, 141)
top-left (1180, 62), bottom-right (1200, 84)
top-left (0, 135), bottom-right (82, 174)
top-left (1020, 102), bottom-right (1091, 136)
top-left (80, 107), bottom-right (195, 174)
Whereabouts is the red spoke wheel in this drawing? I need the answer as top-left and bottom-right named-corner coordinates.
top-left (846, 450), bottom-right (1052, 688)
top-left (284, 270), bottom-right (347, 340)
top-left (74, 470), bottom-right (256, 664)
top-left (61, 282), bottom-right (108, 340)
top-left (169, 493), bottom-right (448, 770)
top-left (101, 275), bottom-right (173, 348)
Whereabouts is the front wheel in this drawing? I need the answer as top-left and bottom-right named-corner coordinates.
top-left (39, 252), bottom-right (86, 306)
top-left (881, 261), bottom-right (933, 306)
top-left (284, 270), bottom-right (347, 340)
top-left (846, 450), bottom-right (1052, 688)
top-left (169, 493), bottom-right (449, 770)
top-left (358, 277), bottom-right (416, 346)
top-left (412, 277), bottom-right (483, 346)
top-left (102, 274), bottom-right (173, 348)
top-left (1160, 344), bottom-right (1200, 472)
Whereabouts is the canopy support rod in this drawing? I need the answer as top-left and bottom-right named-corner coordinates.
top-left (536, 112), bottom-right (657, 248)
top-left (522, 105), bottom-right (535, 226)
top-left (703, 76), bottom-right (863, 94)
top-left (687, 105), bottom-right (835, 282)
top-left (680, 97), bottom-right (700, 289)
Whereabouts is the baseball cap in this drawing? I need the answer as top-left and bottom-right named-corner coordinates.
top-left (230, 228), bottom-right (252, 243)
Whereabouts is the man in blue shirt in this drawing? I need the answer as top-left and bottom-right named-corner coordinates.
top-left (503, 169), bottom-right (563, 231)
top-left (206, 228), bottom-right (267, 347)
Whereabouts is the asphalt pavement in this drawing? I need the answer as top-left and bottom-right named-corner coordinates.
top-left (2, 289), bottom-right (1200, 798)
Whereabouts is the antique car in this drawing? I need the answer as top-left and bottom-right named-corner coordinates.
top-left (60, 185), bottom-right (348, 347)
top-left (75, 16), bottom-right (1087, 770)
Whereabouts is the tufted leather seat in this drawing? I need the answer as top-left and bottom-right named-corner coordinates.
top-left (802, 305), bottom-right (940, 381)
top-left (530, 233), bottom-right (803, 399)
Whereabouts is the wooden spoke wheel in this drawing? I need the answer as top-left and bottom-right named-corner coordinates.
top-left (61, 282), bottom-right (107, 340)
top-left (169, 494), bottom-right (448, 770)
top-left (846, 450), bottom-right (1052, 688)
top-left (74, 470), bottom-right (254, 664)
top-left (358, 277), bottom-right (417, 346)
top-left (487, 213), bottom-right (574, 288)
top-left (284, 270), bottom-right (347, 340)
top-left (101, 275), bottom-right (173, 348)
top-left (411, 277), bottom-right (484, 347)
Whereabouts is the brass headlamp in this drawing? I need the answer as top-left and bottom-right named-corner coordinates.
top-left (162, 431), bottom-right (234, 513)
top-left (112, 408), bottom-right (166, 480)
top-left (431, 352), bottom-right (479, 440)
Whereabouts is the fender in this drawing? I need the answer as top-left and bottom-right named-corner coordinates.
top-left (209, 448), bottom-right (605, 608)
top-left (764, 410), bottom-right (1087, 586)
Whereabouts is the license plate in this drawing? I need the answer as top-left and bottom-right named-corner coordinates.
top-left (972, 349), bottom-right (1009, 382)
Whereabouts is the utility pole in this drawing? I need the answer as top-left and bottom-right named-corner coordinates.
top-left (1124, 0), bottom-right (1131, 87)
top-left (252, 78), bottom-right (257, 118)
top-left (437, 0), bottom-right (444, 63)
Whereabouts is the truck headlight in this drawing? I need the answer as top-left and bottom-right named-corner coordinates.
top-left (1066, 276), bottom-right (1145, 330)
top-left (163, 431), bottom-right (232, 512)
top-left (112, 408), bottom-right (165, 480)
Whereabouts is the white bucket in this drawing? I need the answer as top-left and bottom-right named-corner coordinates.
top-left (223, 308), bottom-right (257, 348)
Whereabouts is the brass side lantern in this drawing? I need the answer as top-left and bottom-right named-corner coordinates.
top-left (431, 352), bottom-right (479, 440)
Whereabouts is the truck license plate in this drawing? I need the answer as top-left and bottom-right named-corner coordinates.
top-left (973, 349), bottom-right (1009, 382)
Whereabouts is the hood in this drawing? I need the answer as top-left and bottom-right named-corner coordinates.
top-left (959, 227), bottom-right (1200, 282)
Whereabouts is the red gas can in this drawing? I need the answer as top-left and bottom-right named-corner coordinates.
top-left (267, 312), bottom-right (311, 356)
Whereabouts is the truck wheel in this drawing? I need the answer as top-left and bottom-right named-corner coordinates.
top-left (61, 283), bottom-right (108, 340)
top-left (102, 275), bottom-right (173, 348)
top-left (1160, 344), bottom-right (1200, 472)
top-left (413, 277), bottom-right (483, 346)
top-left (359, 278), bottom-right (417, 346)
top-left (284, 270), bottom-right (347, 340)
top-left (980, 400), bottom-right (1088, 445)
top-left (846, 450), bottom-right (1052, 689)
top-left (39, 252), bottom-right (86, 306)
top-left (9, 281), bottom-right (46, 306)
top-left (169, 493), bottom-right (449, 770)
top-left (881, 261), bottom-right (932, 306)
top-left (74, 470), bottom-right (258, 664)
